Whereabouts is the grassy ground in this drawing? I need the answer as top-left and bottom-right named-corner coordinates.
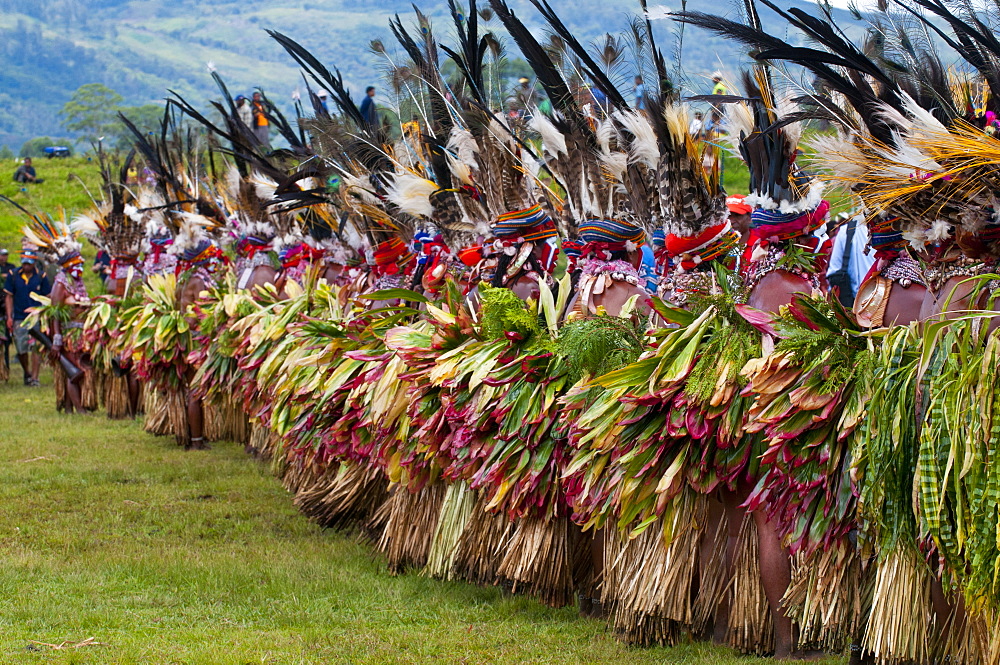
top-left (0, 156), bottom-right (107, 293)
top-left (1, 374), bottom-right (824, 665)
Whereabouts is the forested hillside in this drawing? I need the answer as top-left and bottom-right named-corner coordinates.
top-left (0, 0), bottom-right (861, 151)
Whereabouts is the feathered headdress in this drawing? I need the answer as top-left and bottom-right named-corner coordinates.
top-left (21, 210), bottom-right (83, 266)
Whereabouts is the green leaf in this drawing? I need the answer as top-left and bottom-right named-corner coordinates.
top-left (359, 288), bottom-right (430, 304)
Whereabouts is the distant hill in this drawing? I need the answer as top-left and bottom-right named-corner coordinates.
top-left (0, 0), bottom-right (863, 150)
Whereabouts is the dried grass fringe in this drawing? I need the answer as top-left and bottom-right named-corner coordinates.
top-left (603, 491), bottom-right (708, 646)
top-left (104, 374), bottom-right (134, 419)
top-left (726, 516), bottom-right (774, 655)
top-left (203, 401), bottom-right (224, 442)
top-left (782, 542), bottom-right (864, 653)
top-left (204, 395), bottom-right (250, 444)
top-left (294, 462), bottom-right (389, 531)
top-left (373, 482), bottom-right (447, 574)
top-left (167, 388), bottom-right (189, 447)
top-left (83, 364), bottom-right (102, 411)
top-left (247, 420), bottom-right (273, 459)
top-left (931, 587), bottom-right (986, 665)
top-left (143, 388), bottom-right (172, 436)
top-left (497, 514), bottom-right (581, 607)
top-left (691, 500), bottom-right (730, 639)
top-left (280, 449), bottom-right (327, 494)
top-left (450, 496), bottom-right (514, 586)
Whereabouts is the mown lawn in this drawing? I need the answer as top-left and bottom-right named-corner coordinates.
top-left (0, 374), bottom-right (795, 665)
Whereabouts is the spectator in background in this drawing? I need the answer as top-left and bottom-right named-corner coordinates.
top-left (726, 195), bottom-right (753, 245)
top-left (688, 111), bottom-right (704, 138)
top-left (703, 110), bottom-right (724, 137)
top-left (711, 71), bottom-right (727, 95)
top-left (93, 250), bottom-right (112, 290)
top-left (511, 77), bottom-right (538, 117)
top-left (360, 86), bottom-right (378, 127)
top-left (251, 91), bottom-right (271, 149)
top-left (633, 75), bottom-right (646, 112)
top-left (317, 89), bottom-right (330, 113)
top-left (0, 249), bottom-right (13, 281)
top-left (235, 95), bottom-right (254, 131)
top-left (589, 84), bottom-right (609, 114)
top-left (827, 212), bottom-right (876, 307)
top-left (0, 248), bottom-right (12, 371)
top-left (4, 247), bottom-right (51, 386)
top-left (13, 157), bottom-right (43, 184)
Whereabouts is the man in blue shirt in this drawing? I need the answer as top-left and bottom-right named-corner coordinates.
top-left (4, 248), bottom-right (51, 386)
top-left (633, 75), bottom-right (646, 112)
top-left (826, 213), bottom-right (875, 307)
top-left (359, 86), bottom-right (378, 127)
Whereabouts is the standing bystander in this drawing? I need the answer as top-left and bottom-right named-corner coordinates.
top-left (251, 92), bottom-right (271, 149)
top-left (359, 86), bottom-right (378, 127)
top-left (0, 248), bottom-right (12, 371)
top-left (4, 247), bottom-right (51, 386)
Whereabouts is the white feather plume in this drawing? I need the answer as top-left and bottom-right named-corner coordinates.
top-left (613, 110), bottom-right (659, 170)
top-left (529, 112), bottom-right (568, 158)
top-left (250, 171), bottom-right (278, 202)
top-left (447, 126), bottom-right (480, 164)
top-left (385, 172), bottom-right (438, 218)
top-left (70, 213), bottom-right (102, 236)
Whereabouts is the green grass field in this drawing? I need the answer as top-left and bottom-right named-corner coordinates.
top-left (0, 375), bottom-right (821, 665)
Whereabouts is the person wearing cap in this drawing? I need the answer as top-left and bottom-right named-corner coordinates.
top-left (725, 195), bottom-right (753, 244)
top-left (235, 94), bottom-right (254, 131)
top-left (4, 248), bottom-right (51, 386)
top-left (711, 71), bottom-right (727, 95)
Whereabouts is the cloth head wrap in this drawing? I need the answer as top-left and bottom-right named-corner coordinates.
top-left (664, 221), bottom-right (741, 271)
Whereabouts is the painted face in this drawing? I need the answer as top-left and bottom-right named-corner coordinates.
top-left (68, 263), bottom-right (84, 279)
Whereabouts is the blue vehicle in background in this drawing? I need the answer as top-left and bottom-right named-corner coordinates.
top-left (43, 146), bottom-right (71, 158)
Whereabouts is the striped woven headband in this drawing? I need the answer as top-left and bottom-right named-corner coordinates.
top-left (59, 252), bottom-right (84, 267)
top-left (651, 230), bottom-right (666, 249)
top-left (868, 216), bottom-right (906, 252)
top-left (750, 200), bottom-right (829, 240)
top-left (562, 239), bottom-right (585, 257)
top-left (579, 218), bottom-right (645, 245)
top-left (492, 204), bottom-right (552, 238)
